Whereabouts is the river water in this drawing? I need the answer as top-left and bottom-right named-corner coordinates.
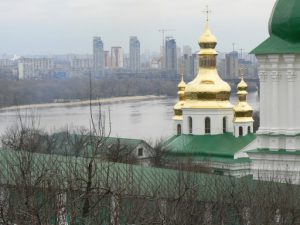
top-left (0, 92), bottom-right (259, 141)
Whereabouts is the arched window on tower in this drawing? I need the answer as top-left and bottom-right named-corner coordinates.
top-left (223, 117), bottom-right (227, 133)
top-left (188, 117), bottom-right (193, 134)
top-left (177, 124), bottom-right (182, 135)
top-left (205, 117), bottom-right (211, 134)
top-left (239, 126), bottom-right (243, 136)
top-left (248, 126), bottom-right (251, 134)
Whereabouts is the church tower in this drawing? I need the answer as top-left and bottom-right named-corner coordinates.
top-left (251, 0), bottom-right (300, 151)
top-left (180, 23), bottom-right (234, 135)
top-left (233, 77), bottom-right (254, 137)
top-left (249, 0), bottom-right (300, 183)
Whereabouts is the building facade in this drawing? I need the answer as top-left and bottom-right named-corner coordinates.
top-left (111, 47), bottom-right (124, 69)
top-left (165, 37), bottom-right (177, 75)
top-left (104, 51), bottom-right (111, 68)
top-left (93, 37), bottom-right (104, 77)
top-left (129, 36), bottom-right (140, 72)
top-left (18, 57), bottom-right (53, 79)
top-left (248, 0), bottom-right (300, 184)
top-left (225, 51), bottom-right (239, 79)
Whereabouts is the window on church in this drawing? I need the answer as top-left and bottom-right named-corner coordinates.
top-left (248, 126), bottom-right (251, 134)
top-left (239, 127), bottom-right (243, 136)
top-left (138, 148), bottom-right (143, 156)
top-left (223, 117), bottom-right (227, 133)
top-left (205, 117), bottom-right (211, 134)
top-left (188, 117), bottom-right (193, 134)
top-left (177, 124), bottom-right (182, 135)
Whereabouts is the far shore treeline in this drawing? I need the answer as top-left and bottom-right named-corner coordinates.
top-left (0, 76), bottom-right (178, 107)
top-left (0, 75), bottom-right (258, 108)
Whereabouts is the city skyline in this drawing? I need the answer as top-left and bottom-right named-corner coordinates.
top-left (0, 0), bottom-right (276, 55)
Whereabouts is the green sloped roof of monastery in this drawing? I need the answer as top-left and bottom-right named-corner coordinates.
top-left (0, 148), bottom-right (252, 202)
top-left (251, 0), bottom-right (300, 54)
top-left (0, 147), bottom-right (298, 206)
top-left (165, 133), bottom-right (256, 159)
top-left (47, 132), bottom-right (147, 157)
top-left (248, 148), bottom-right (300, 156)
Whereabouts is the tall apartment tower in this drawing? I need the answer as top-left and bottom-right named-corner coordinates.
top-left (165, 37), bottom-right (177, 75)
top-left (129, 36), bottom-right (140, 72)
top-left (111, 47), bottom-right (124, 69)
top-left (225, 51), bottom-right (239, 79)
top-left (104, 51), bottom-right (111, 68)
top-left (93, 37), bottom-right (104, 77)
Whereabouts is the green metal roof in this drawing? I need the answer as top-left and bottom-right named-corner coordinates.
top-left (165, 133), bottom-right (256, 159)
top-left (48, 132), bottom-right (146, 157)
top-left (251, 0), bottom-right (300, 54)
top-left (0, 147), bottom-right (298, 207)
top-left (0, 148), bottom-right (251, 202)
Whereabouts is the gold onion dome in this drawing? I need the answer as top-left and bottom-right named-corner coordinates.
top-left (178, 74), bottom-right (187, 89)
top-left (184, 23), bottom-right (232, 109)
top-left (233, 77), bottom-right (254, 123)
top-left (173, 74), bottom-right (186, 119)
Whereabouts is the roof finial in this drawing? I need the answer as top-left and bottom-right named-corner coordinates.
top-left (203, 5), bottom-right (212, 22)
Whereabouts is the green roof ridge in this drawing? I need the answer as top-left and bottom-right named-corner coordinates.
top-left (165, 133), bottom-right (256, 159)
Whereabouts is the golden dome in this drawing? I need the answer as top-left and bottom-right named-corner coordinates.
top-left (184, 23), bottom-right (232, 109)
top-left (237, 77), bottom-right (247, 89)
top-left (198, 23), bottom-right (217, 49)
top-left (233, 78), bottom-right (253, 123)
top-left (178, 74), bottom-right (186, 89)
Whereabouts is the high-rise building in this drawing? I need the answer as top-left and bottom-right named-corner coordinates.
top-left (104, 51), bottom-right (111, 68)
top-left (71, 58), bottom-right (93, 70)
top-left (111, 47), bottom-right (124, 69)
top-left (182, 54), bottom-right (191, 77)
top-left (182, 45), bottom-right (192, 56)
top-left (93, 37), bottom-right (104, 77)
top-left (191, 53), bottom-right (199, 78)
top-left (129, 36), bottom-right (140, 72)
top-left (165, 37), bottom-right (177, 75)
top-left (225, 51), bottom-right (239, 79)
top-left (18, 57), bottom-right (53, 79)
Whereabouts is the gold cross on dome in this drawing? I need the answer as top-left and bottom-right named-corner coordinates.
top-left (203, 5), bottom-right (212, 22)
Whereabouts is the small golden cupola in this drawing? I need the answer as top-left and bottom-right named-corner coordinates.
top-left (173, 73), bottom-right (186, 120)
top-left (233, 77), bottom-right (254, 137)
top-left (184, 23), bottom-right (232, 109)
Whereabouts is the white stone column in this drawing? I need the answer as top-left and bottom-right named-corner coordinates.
top-left (283, 55), bottom-right (296, 134)
top-left (257, 56), bottom-right (268, 132)
top-left (269, 55), bottom-right (280, 131)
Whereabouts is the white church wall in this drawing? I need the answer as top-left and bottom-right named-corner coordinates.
top-left (182, 108), bottom-right (233, 135)
top-left (257, 54), bottom-right (300, 135)
top-left (256, 54), bottom-right (300, 150)
top-left (233, 122), bottom-right (253, 137)
top-left (250, 153), bottom-right (300, 184)
top-left (173, 119), bottom-right (183, 135)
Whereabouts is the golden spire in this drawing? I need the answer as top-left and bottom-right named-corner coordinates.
top-left (178, 65), bottom-right (186, 90)
top-left (233, 76), bottom-right (254, 123)
top-left (173, 69), bottom-right (186, 120)
top-left (183, 19), bottom-right (232, 109)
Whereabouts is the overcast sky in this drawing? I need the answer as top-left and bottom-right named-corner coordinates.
top-left (0, 0), bottom-right (277, 55)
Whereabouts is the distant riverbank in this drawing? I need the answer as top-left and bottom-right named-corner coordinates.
top-left (0, 95), bottom-right (167, 112)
